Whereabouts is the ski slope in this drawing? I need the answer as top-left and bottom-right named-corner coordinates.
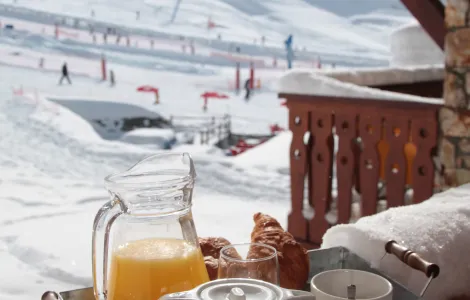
top-left (0, 0), bottom-right (412, 67)
top-left (0, 0), bottom-right (414, 299)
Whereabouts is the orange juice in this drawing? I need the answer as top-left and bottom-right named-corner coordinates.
top-left (107, 238), bottom-right (209, 300)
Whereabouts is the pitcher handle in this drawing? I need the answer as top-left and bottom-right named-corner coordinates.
top-left (92, 197), bottom-right (126, 300)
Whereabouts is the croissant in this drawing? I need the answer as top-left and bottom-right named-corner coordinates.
top-left (248, 213), bottom-right (309, 290)
top-left (199, 237), bottom-right (232, 280)
top-left (203, 256), bottom-right (219, 281)
top-left (199, 237), bottom-right (231, 259)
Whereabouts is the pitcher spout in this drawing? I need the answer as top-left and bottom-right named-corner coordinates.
top-left (104, 152), bottom-right (196, 212)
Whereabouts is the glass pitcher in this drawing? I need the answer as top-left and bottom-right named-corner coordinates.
top-left (92, 153), bottom-right (209, 300)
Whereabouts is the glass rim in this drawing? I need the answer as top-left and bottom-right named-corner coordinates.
top-left (219, 242), bottom-right (278, 263)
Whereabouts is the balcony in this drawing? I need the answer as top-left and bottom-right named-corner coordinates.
top-left (278, 69), bottom-right (443, 247)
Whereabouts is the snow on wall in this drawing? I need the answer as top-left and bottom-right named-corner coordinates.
top-left (389, 21), bottom-right (444, 67)
top-left (277, 69), bottom-right (443, 104)
top-left (310, 64), bottom-right (443, 87)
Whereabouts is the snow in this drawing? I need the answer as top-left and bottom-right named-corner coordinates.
top-left (390, 21), bottom-right (444, 67)
top-left (311, 64), bottom-right (444, 87)
top-left (277, 69), bottom-right (443, 104)
top-left (233, 131), bottom-right (291, 173)
top-left (120, 128), bottom-right (175, 148)
top-left (0, 0), bottom-right (412, 68)
top-left (0, 1), bottom-right (419, 299)
top-left (29, 95), bottom-right (103, 143)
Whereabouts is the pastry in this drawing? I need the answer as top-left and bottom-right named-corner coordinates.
top-left (199, 237), bottom-right (232, 280)
top-left (203, 256), bottom-right (219, 281)
top-left (248, 212), bottom-right (309, 289)
top-left (199, 237), bottom-right (231, 259)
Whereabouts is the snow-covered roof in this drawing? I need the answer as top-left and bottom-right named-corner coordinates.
top-left (315, 64), bottom-right (443, 87)
top-left (278, 69), bottom-right (443, 105)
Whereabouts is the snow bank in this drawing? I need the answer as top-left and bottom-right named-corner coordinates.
top-left (278, 69), bottom-right (443, 105)
top-left (390, 21), bottom-right (444, 67)
top-left (233, 131), bottom-right (291, 172)
top-left (28, 94), bottom-right (103, 143)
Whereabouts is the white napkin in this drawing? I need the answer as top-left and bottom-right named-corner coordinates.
top-left (321, 184), bottom-right (470, 300)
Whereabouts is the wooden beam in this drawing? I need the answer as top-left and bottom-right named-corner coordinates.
top-left (400, 0), bottom-right (445, 50)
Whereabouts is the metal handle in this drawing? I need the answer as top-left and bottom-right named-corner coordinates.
top-left (385, 240), bottom-right (440, 298)
top-left (385, 240), bottom-right (439, 278)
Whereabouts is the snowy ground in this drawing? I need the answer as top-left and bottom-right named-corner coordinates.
top-left (0, 1), bottom-right (412, 299)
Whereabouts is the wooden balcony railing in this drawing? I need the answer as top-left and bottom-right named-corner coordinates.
top-left (280, 93), bottom-right (442, 248)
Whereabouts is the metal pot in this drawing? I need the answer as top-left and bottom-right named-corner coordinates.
top-left (159, 278), bottom-right (315, 300)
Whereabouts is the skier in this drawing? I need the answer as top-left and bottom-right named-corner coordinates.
top-left (244, 78), bottom-right (251, 101)
top-left (59, 62), bottom-right (71, 85)
top-left (110, 70), bottom-right (115, 87)
top-left (38, 57), bottom-right (44, 69)
top-left (202, 97), bottom-right (208, 112)
top-left (285, 34), bottom-right (293, 69)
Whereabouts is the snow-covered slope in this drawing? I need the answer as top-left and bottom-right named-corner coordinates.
top-left (0, 0), bottom-right (412, 67)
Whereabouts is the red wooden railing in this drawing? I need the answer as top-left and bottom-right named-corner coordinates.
top-left (281, 93), bottom-right (442, 248)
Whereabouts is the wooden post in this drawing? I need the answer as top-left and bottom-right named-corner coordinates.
top-left (439, 0), bottom-right (470, 187)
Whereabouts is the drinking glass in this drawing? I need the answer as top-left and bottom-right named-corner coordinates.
top-left (217, 243), bottom-right (280, 285)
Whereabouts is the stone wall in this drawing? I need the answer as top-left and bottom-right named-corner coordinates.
top-left (440, 0), bottom-right (470, 186)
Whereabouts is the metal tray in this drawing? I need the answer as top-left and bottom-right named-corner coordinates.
top-left (44, 243), bottom-right (438, 300)
top-left (305, 246), bottom-right (418, 300)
